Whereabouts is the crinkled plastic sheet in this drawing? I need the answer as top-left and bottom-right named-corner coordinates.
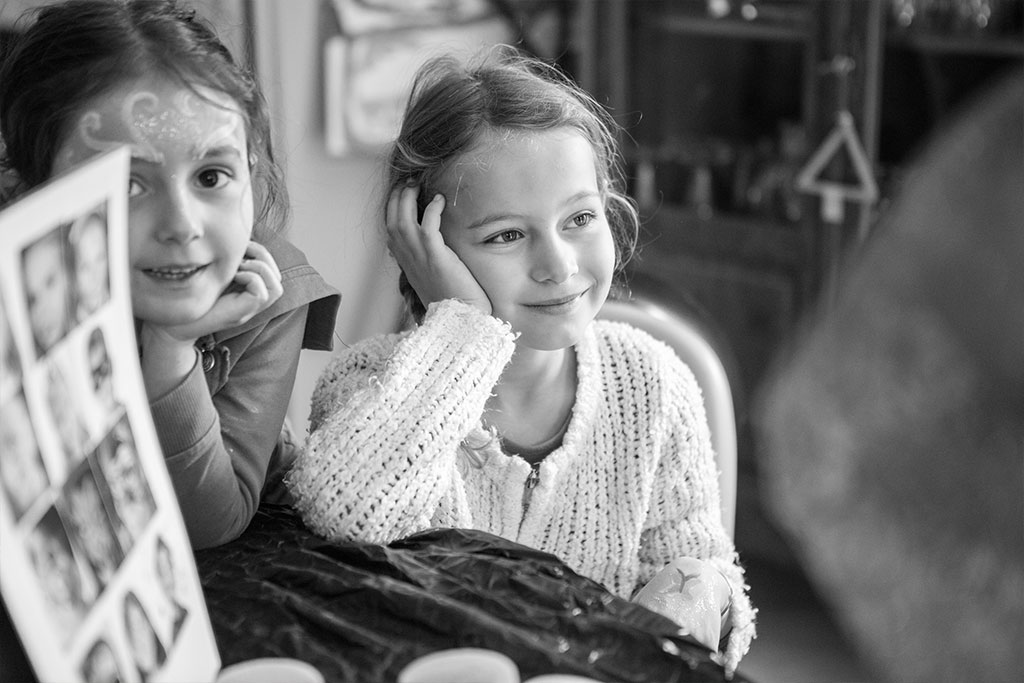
top-left (196, 505), bottom-right (751, 683)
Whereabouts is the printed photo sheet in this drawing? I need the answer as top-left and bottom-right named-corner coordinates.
top-left (0, 148), bottom-right (220, 683)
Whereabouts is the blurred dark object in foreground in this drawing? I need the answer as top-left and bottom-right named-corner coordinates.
top-left (196, 504), bottom-right (752, 683)
top-left (756, 72), bottom-right (1023, 683)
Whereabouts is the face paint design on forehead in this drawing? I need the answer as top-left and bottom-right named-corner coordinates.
top-left (61, 85), bottom-right (244, 166)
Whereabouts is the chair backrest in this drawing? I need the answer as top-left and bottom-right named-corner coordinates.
top-left (598, 295), bottom-right (737, 539)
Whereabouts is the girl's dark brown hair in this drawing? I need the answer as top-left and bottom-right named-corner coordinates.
top-left (0, 0), bottom-right (287, 236)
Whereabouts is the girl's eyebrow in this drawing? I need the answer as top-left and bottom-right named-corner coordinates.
top-left (192, 143), bottom-right (244, 162)
top-left (464, 190), bottom-right (601, 231)
top-left (464, 211), bottom-right (523, 231)
top-left (569, 190), bottom-right (602, 203)
top-left (129, 143), bottom-right (244, 165)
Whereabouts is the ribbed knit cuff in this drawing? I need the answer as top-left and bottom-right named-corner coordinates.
top-left (148, 351), bottom-right (217, 457)
top-left (411, 299), bottom-right (516, 388)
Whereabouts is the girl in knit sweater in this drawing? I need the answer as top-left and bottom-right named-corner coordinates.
top-left (288, 48), bottom-right (755, 672)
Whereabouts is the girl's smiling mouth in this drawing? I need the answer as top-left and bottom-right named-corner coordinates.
top-left (526, 289), bottom-right (588, 309)
top-left (142, 264), bottom-right (207, 281)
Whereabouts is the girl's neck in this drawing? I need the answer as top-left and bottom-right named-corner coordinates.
top-left (503, 344), bottom-right (571, 387)
top-left (484, 345), bottom-right (577, 454)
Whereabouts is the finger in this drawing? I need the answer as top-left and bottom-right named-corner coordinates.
top-left (243, 241), bottom-right (281, 279)
top-left (396, 185), bottom-right (422, 234)
top-left (386, 186), bottom-right (417, 244)
top-left (237, 258), bottom-right (283, 303)
top-left (240, 241), bottom-right (283, 302)
top-left (385, 186), bottom-right (404, 234)
top-left (388, 186), bottom-right (427, 260)
top-left (238, 251), bottom-right (280, 283)
top-left (415, 195), bottom-right (449, 266)
top-left (232, 270), bottom-right (270, 303)
top-left (419, 193), bottom-right (446, 237)
top-left (198, 273), bottom-right (270, 329)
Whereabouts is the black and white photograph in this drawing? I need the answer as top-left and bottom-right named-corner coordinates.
top-left (0, 390), bottom-right (49, 519)
top-left (2, 2), bottom-right (1020, 682)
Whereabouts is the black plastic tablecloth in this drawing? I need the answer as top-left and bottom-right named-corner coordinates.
top-left (195, 505), bottom-right (750, 683)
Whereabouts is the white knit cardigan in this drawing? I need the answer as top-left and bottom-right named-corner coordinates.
top-left (288, 299), bottom-right (756, 671)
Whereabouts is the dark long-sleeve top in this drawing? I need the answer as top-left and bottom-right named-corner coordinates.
top-left (148, 232), bottom-right (339, 549)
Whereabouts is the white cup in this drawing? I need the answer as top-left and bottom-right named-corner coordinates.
top-left (216, 657), bottom-right (325, 683)
top-left (397, 648), bottom-right (520, 683)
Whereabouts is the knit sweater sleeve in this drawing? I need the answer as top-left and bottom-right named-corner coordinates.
top-left (287, 299), bottom-right (515, 544)
top-left (638, 348), bottom-right (757, 674)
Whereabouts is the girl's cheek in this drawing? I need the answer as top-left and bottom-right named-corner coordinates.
top-left (240, 180), bottom-right (255, 235)
top-left (125, 211), bottom-right (145, 262)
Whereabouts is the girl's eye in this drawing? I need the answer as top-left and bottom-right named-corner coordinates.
top-left (127, 178), bottom-right (144, 198)
top-left (571, 211), bottom-right (595, 228)
top-left (487, 230), bottom-right (523, 244)
top-left (196, 168), bottom-right (229, 189)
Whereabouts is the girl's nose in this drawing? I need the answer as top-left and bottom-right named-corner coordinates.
top-left (531, 235), bottom-right (578, 284)
top-left (157, 187), bottom-right (203, 243)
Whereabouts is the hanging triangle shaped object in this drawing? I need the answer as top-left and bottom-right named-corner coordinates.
top-left (796, 111), bottom-right (879, 203)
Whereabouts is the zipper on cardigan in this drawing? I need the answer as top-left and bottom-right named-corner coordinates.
top-left (525, 463), bottom-right (541, 489)
top-left (521, 462), bottom-right (542, 524)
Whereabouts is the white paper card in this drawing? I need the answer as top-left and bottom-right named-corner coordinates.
top-left (0, 148), bottom-right (220, 683)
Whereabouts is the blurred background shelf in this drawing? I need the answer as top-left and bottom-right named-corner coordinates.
top-left (887, 29), bottom-right (1024, 55)
top-left (571, 0), bottom-right (1023, 567)
top-left (656, 11), bottom-right (811, 42)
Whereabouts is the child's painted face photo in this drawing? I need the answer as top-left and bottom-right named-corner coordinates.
top-left (0, 295), bottom-right (21, 388)
top-left (0, 392), bottom-right (49, 517)
top-left (98, 419), bottom-right (156, 544)
top-left (28, 507), bottom-right (92, 641)
top-left (80, 638), bottom-right (124, 683)
top-left (52, 76), bottom-right (254, 329)
top-left (71, 210), bottom-right (111, 319)
top-left (153, 534), bottom-right (189, 645)
top-left (21, 227), bottom-right (72, 355)
top-left (46, 358), bottom-right (88, 462)
top-left (123, 591), bottom-right (165, 676)
top-left (87, 327), bottom-right (116, 408)
top-left (155, 537), bottom-right (177, 598)
top-left (63, 460), bottom-right (124, 588)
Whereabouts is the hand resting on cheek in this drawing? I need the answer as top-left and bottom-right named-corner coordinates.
top-left (386, 185), bottom-right (492, 316)
top-left (148, 240), bottom-right (283, 343)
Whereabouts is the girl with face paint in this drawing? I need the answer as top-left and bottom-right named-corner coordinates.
top-left (0, 0), bottom-right (341, 549)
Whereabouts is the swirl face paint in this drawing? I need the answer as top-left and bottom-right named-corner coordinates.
top-left (58, 82), bottom-right (244, 165)
top-left (52, 77), bottom-right (255, 327)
